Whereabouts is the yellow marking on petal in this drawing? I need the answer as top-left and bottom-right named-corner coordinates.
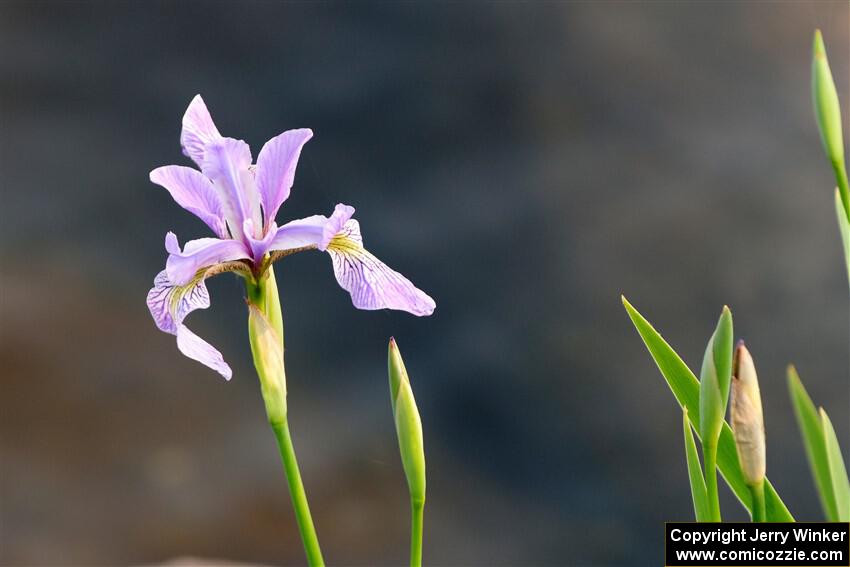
top-left (167, 262), bottom-right (251, 316)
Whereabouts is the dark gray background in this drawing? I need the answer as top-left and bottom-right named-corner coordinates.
top-left (1, 1), bottom-right (848, 565)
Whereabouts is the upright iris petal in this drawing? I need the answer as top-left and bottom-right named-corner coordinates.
top-left (150, 165), bottom-right (228, 238)
top-left (255, 129), bottom-right (314, 231)
top-left (181, 94), bottom-right (222, 167)
top-left (201, 137), bottom-right (262, 241)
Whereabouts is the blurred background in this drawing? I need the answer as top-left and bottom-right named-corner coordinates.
top-left (1, 1), bottom-right (848, 565)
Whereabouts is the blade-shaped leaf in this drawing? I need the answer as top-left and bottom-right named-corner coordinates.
top-left (683, 408), bottom-right (710, 521)
top-left (787, 366), bottom-right (838, 521)
top-left (836, 188), bottom-right (850, 284)
top-left (622, 297), bottom-right (793, 521)
top-left (821, 409), bottom-right (850, 521)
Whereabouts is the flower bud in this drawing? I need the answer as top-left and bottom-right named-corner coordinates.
top-left (731, 342), bottom-right (765, 487)
top-left (699, 306), bottom-right (734, 447)
top-left (812, 30), bottom-right (845, 168)
top-left (388, 338), bottom-right (426, 504)
top-left (248, 303), bottom-right (287, 423)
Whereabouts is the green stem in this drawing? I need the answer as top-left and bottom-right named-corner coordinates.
top-left (833, 159), bottom-right (850, 223)
top-left (271, 420), bottom-right (325, 567)
top-left (410, 498), bottom-right (424, 567)
top-left (750, 482), bottom-right (766, 523)
top-left (704, 443), bottom-right (721, 522)
top-left (247, 265), bottom-right (324, 566)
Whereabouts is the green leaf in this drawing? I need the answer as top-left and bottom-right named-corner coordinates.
top-left (683, 408), bottom-right (710, 521)
top-left (821, 409), bottom-right (850, 521)
top-left (788, 366), bottom-right (838, 521)
top-left (836, 189), bottom-right (850, 285)
top-left (622, 296), bottom-right (794, 521)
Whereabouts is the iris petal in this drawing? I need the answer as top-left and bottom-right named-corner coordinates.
top-left (255, 128), bottom-right (313, 228)
top-left (265, 204), bottom-right (435, 316)
top-left (180, 95), bottom-right (222, 167)
top-left (268, 214), bottom-right (327, 252)
top-left (202, 137), bottom-right (262, 240)
top-left (150, 165), bottom-right (228, 238)
top-left (176, 326), bottom-right (233, 381)
top-left (244, 219), bottom-right (278, 261)
top-left (146, 269), bottom-right (232, 380)
top-left (164, 232), bottom-right (250, 286)
top-left (319, 204), bottom-right (355, 251)
top-left (326, 220), bottom-right (436, 316)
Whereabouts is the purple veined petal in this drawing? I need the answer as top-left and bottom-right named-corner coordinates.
top-left (243, 219), bottom-right (278, 262)
top-left (146, 269), bottom-right (232, 380)
top-left (146, 270), bottom-right (208, 333)
top-left (181, 95), bottom-right (222, 167)
top-left (202, 137), bottom-right (262, 239)
top-left (164, 232), bottom-right (250, 286)
top-left (324, 218), bottom-right (436, 317)
top-left (255, 128), bottom-right (313, 228)
top-left (319, 203), bottom-right (356, 251)
top-left (150, 165), bottom-right (228, 238)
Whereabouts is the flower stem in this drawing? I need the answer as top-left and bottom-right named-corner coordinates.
top-left (750, 482), bottom-right (766, 523)
top-left (410, 498), bottom-right (425, 567)
top-left (247, 265), bottom-right (324, 566)
top-left (270, 419), bottom-right (325, 566)
top-left (703, 442), bottom-right (721, 522)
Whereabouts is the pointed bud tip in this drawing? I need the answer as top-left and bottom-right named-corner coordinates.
top-left (732, 339), bottom-right (751, 378)
top-left (733, 342), bottom-right (755, 386)
top-left (813, 29), bottom-right (825, 58)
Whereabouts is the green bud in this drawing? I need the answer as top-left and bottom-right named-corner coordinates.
top-left (699, 306), bottom-right (733, 447)
top-left (812, 30), bottom-right (845, 168)
top-left (388, 337), bottom-right (426, 504)
top-left (730, 342), bottom-right (765, 487)
top-left (248, 303), bottom-right (287, 423)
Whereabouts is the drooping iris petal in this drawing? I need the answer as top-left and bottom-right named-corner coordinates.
top-left (176, 326), bottom-right (233, 380)
top-left (255, 128), bottom-right (313, 228)
top-left (264, 205), bottom-right (356, 254)
top-left (181, 94), bottom-right (222, 167)
top-left (202, 137), bottom-right (262, 239)
top-left (150, 165), bottom-right (228, 238)
top-left (146, 269), bottom-right (232, 380)
top-left (165, 232), bottom-right (250, 286)
top-left (147, 270), bottom-right (208, 334)
top-left (325, 219), bottom-right (436, 316)
top-left (264, 204), bottom-right (435, 316)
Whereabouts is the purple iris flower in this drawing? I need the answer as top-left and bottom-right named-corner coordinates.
top-left (147, 95), bottom-right (435, 380)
